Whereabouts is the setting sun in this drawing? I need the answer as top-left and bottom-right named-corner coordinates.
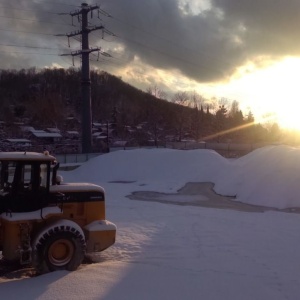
top-left (256, 57), bottom-right (300, 129)
top-left (198, 57), bottom-right (300, 130)
top-left (265, 58), bottom-right (300, 130)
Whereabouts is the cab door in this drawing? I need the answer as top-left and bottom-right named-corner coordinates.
top-left (11, 162), bottom-right (49, 212)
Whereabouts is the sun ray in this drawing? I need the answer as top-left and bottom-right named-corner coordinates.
top-left (202, 115), bottom-right (276, 141)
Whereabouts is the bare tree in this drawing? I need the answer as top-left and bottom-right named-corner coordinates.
top-left (189, 91), bottom-right (206, 109)
top-left (228, 100), bottom-right (240, 118)
top-left (146, 85), bottom-right (167, 99)
top-left (172, 92), bottom-right (189, 106)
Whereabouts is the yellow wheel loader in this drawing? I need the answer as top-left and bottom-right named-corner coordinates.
top-left (0, 151), bottom-right (116, 273)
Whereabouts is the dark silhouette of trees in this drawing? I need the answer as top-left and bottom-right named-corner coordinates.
top-left (0, 67), bottom-right (284, 145)
top-left (215, 105), bottom-right (228, 141)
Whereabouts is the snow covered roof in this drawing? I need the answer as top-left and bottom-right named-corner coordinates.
top-left (20, 126), bottom-right (35, 132)
top-left (112, 140), bottom-right (127, 146)
top-left (46, 128), bottom-right (61, 133)
top-left (31, 131), bottom-right (62, 138)
top-left (67, 131), bottom-right (79, 135)
top-left (92, 132), bottom-right (101, 137)
top-left (92, 122), bottom-right (103, 127)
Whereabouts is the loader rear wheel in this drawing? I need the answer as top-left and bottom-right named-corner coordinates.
top-left (33, 222), bottom-right (86, 274)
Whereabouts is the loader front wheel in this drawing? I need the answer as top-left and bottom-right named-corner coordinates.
top-left (33, 222), bottom-right (86, 274)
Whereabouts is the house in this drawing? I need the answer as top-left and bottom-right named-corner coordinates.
top-left (20, 126), bottom-right (35, 132)
top-left (66, 131), bottom-right (79, 139)
top-left (5, 138), bottom-right (32, 148)
top-left (29, 130), bottom-right (62, 144)
top-left (46, 128), bottom-right (61, 134)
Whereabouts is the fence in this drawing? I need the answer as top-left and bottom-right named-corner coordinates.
top-left (55, 142), bottom-right (272, 165)
top-left (166, 141), bottom-right (269, 157)
top-left (55, 152), bottom-right (101, 164)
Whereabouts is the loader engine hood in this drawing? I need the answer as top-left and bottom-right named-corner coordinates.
top-left (50, 183), bottom-right (105, 201)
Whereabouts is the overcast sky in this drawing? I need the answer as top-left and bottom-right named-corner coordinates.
top-left (1, 0), bottom-right (300, 123)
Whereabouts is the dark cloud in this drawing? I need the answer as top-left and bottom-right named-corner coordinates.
top-left (1, 0), bottom-right (300, 82)
top-left (211, 0), bottom-right (300, 55)
top-left (0, 1), bottom-right (80, 69)
top-left (101, 0), bottom-right (300, 82)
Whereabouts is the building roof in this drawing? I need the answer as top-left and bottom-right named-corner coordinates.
top-left (92, 122), bottom-right (103, 127)
top-left (92, 132), bottom-right (101, 137)
top-left (46, 128), bottom-right (61, 133)
top-left (31, 131), bottom-right (62, 138)
top-left (20, 126), bottom-right (35, 132)
top-left (112, 140), bottom-right (127, 146)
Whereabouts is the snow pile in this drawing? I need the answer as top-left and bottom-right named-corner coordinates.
top-left (71, 148), bottom-right (228, 182)
top-left (65, 145), bottom-right (300, 209)
top-left (67, 148), bottom-right (230, 193)
top-left (214, 145), bottom-right (300, 209)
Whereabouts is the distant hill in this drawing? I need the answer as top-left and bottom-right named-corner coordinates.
top-left (0, 68), bottom-right (274, 147)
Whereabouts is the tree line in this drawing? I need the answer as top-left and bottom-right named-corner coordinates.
top-left (0, 67), bottom-right (283, 145)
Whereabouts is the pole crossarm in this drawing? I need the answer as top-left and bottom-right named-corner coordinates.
top-left (70, 4), bottom-right (99, 17)
top-left (60, 45), bottom-right (100, 54)
top-left (86, 25), bottom-right (104, 32)
top-left (56, 25), bottom-right (104, 39)
top-left (72, 47), bottom-right (100, 56)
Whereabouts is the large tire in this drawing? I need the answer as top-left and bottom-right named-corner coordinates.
top-left (33, 220), bottom-right (86, 274)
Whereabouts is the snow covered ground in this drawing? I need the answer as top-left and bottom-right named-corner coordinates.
top-left (2, 145), bottom-right (300, 299)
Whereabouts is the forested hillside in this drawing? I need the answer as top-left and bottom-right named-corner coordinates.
top-left (0, 68), bottom-right (280, 146)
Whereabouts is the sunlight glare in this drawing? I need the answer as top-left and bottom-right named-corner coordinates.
top-left (263, 57), bottom-right (300, 129)
top-left (203, 57), bottom-right (300, 129)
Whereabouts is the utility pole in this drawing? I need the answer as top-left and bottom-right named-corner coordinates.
top-left (58, 3), bottom-right (104, 153)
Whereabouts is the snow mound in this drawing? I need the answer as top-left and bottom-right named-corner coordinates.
top-left (70, 148), bottom-right (230, 184)
top-left (214, 145), bottom-right (300, 209)
top-left (63, 146), bottom-right (300, 209)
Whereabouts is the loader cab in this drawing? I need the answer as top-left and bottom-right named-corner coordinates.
top-left (0, 152), bottom-right (55, 213)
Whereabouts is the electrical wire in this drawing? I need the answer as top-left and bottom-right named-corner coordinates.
top-left (0, 14), bottom-right (74, 27)
top-left (0, 3), bottom-right (230, 82)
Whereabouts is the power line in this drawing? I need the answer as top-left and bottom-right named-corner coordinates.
top-left (0, 28), bottom-right (54, 36)
top-left (0, 15), bottom-right (74, 27)
top-left (0, 3), bottom-right (234, 85)
top-left (0, 4), bottom-right (62, 15)
top-left (0, 43), bottom-right (67, 51)
top-left (0, 50), bottom-right (58, 56)
top-left (41, 1), bottom-right (80, 8)
top-left (103, 14), bottom-right (235, 71)
top-left (0, 4), bottom-right (227, 77)
top-left (113, 35), bottom-right (225, 77)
